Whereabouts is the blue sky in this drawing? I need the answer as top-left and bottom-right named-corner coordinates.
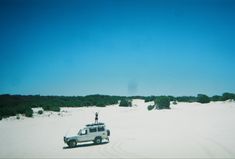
top-left (0, 0), bottom-right (235, 96)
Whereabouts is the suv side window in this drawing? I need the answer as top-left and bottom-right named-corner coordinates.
top-left (89, 127), bottom-right (97, 133)
top-left (98, 126), bottom-right (105, 132)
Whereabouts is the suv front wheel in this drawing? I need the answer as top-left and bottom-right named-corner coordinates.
top-left (68, 140), bottom-right (77, 148)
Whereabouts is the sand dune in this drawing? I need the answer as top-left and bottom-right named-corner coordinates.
top-left (0, 99), bottom-right (235, 158)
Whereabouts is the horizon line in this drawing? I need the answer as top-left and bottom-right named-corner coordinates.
top-left (0, 92), bottom-right (234, 97)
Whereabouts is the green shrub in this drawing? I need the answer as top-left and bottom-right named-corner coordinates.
top-left (16, 114), bottom-right (20, 120)
top-left (42, 105), bottom-right (60, 112)
top-left (96, 102), bottom-right (106, 107)
top-left (24, 107), bottom-right (33, 117)
top-left (0, 107), bottom-right (16, 117)
top-left (168, 96), bottom-right (176, 101)
top-left (0, 104), bottom-right (33, 118)
top-left (147, 105), bottom-right (155, 111)
top-left (38, 110), bottom-right (43, 115)
top-left (50, 106), bottom-right (60, 112)
top-left (42, 105), bottom-right (50, 111)
top-left (155, 96), bottom-right (170, 109)
top-left (197, 94), bottom-right (210, 103)
top-left (211, 95), bottom-right (222, 101)
top-left (144, 96), bottom-right (156, 102)
top-left (176, 96), bottom-right (197, 102)
top-left (222, 93), bottom-right (235, 101)
top-left (119, 99), bottom-right (132, 107)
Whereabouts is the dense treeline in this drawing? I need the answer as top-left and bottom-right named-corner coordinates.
top-left (0, 94), bottom-right (122, 119)
top-left (144, 93), bottom-right (235, 103)
top-left (0, 93), bottom-right (235, 119)
top-left (145, 93), bottom-right (235, 110)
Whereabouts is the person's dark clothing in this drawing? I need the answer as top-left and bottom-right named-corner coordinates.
top-left (95, 112), bottom-right (98, 123)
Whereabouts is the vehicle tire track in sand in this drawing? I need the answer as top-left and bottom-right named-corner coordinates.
top-left (99, 141), bottom-right (123, 158)
top-left (203, 136), bottom-right (234, 157)
top-left (98, 140), bottom-right (136, 158)
top-left (106, 139), bottom-right (145, 158)
top-left (195, 134), bottom-right (234, 158)
top-left (195, 139), bottom-right (215, 158)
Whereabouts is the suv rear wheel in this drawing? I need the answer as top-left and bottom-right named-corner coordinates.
top-left (94, 137), bottom-right (102, 144)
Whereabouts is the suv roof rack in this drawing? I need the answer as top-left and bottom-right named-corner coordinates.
top-left (86, 123), bottom-right (105, 127)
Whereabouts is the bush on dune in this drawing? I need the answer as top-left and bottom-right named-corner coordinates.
top-left (209, 93), bottom-right (235, 102)
top-left (175, 96), bottom-right (197, 103)
top-left (147, 105), bottom-right (155, 111)
top-left (119, 99), bottom-right (132, 107)
top-left (24, 107), bottom-right (33, 117)
top-left (144, 96), bottom-right (156, 102)
top-left (221, 93), bottom-right (235, 101)
top-left (168, 96), bottom-right (176, 101)
top-left (173, 101), bottom-right (177, 105)
top-left (155, 96), bottom-right (170, 109)
top-left (38, 110), bottom-right (43, 114)
top-left (50, 106), bottom-right (60, 112)
top-left (0, 107), bottom-right (16, 117)
top-left (210, 95), bottom-right (222, 101)
top-left (197, 94), bottom-right (210, 104)
top-left (96, 101), bottom-right (106, 107)
top-left (42, 105), bottom-right (60, 112)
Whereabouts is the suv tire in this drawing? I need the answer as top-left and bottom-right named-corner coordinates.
top-left (94, 137), bottom-right (102, 144)
top-left (68, 140), bottom-right (77, 148)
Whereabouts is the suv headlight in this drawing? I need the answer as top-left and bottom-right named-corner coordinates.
top-left (64, 137), bottom-right (67, 142)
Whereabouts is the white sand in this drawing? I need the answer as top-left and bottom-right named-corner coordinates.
top-left (1, 99), bottom-right (235, 158)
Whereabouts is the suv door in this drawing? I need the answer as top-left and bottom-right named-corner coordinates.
top-left (88, 127), bottom-right (98, 140)
top-left (78, 129), bottom-right (89, 142)
top-left (97, 126), bottom-right (106, 137)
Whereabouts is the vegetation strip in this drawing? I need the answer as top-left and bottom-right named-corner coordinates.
top-left (0, 93), bottom-right (234, 119)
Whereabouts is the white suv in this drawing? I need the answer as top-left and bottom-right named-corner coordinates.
top-left (64, 123), bottom-right (110, 147)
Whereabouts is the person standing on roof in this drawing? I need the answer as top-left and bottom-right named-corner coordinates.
top-left (95, 112), bottom-right (98, 124)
